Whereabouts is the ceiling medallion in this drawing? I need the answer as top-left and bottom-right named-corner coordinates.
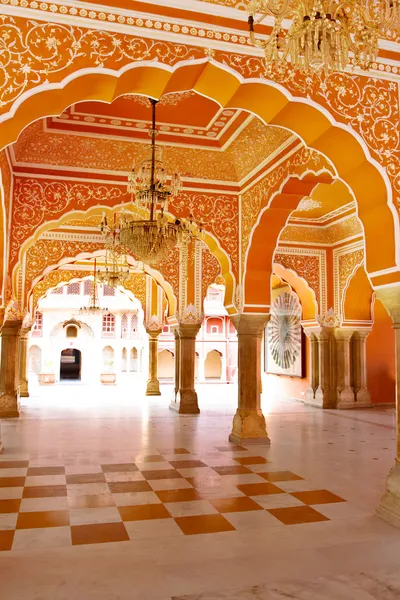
top-left (113, 98), bottom-right (202, 266)
top-left (248, 0), bottom-right (400, 77)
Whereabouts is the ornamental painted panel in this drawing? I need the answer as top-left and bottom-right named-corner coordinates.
top-left (264, 291), bottom-right (303, 377)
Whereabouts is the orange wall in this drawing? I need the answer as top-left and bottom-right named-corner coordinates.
top-left (264, 335), bottom-right (310, 400)
top-left (367, 298), bottom-right (395, 405)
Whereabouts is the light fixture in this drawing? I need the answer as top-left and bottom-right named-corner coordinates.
top-left (119, 98), bottom-right (201, 265)
top-left (79, 259), bottom-right (108, 315)
top-left (98, 213), bottom-right (130, 288)
top-left (248, 0), bottom-right (400, 77)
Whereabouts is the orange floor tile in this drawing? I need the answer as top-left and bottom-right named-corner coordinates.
top-left (267, 505), bottom-right (330, 525)
top-left (290, 490), bottom-right (346, 505)
top-left (118, 503), bottom-right (171, 521)
top-left (71, 522), bottom-right (129, 545)
top-left (236, 482), bottom-right (284, 496)
top-left (174, 514), bottom-right (236, 535)
top-left (210, 497), bottom-right (264, 513)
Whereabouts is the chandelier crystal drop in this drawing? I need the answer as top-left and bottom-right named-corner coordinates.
top-left (79, 260), bottom-right (108, 315)
top-left (119, 98), bottom-right (193, 266)
top-left (247, 0), bottom-right (400, 77)
top-left (99, 213), bottom-right (130, 288)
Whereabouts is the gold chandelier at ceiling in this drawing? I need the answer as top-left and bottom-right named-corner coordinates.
top-left (116, 98), bottom-right (202, 266)
top-left (248, 0), bottom-right (400, 76)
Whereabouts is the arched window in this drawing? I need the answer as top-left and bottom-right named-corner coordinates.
top-left (121, 348), bottom-right (127, 372)
top-left (130, 348), bottom-right (138, 372)
top-left (83, 279), bottom-right (93, 296)
top-left (66, 325), bottom-right (78, 338)
top-left (205, 350), bottom-right (223, 379)
top-left (102, 313), bottom-right (115, 337)
top-left (121, 314), bottom-right (128, 338)
top-left (130, 314), bottom-right (138, 337)
top-left (32, 312), bottom-right (43, 338)
top-left (103, 285), bottom-right (115, 297)
top-left (67, 282), bottom-right (81, 295)
top-left (206, 318), bottom-right (223, 335)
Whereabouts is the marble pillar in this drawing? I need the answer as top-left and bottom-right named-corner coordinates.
top-left (375, 286), bottom-right (400, 527)
top-left (304, 330), bottom-right (319, 405)
top-left (352, 330), bottom-right (372, 407)
top-left (314, 327), bottom-right (336, 409)
top-left (229, 314), bottom-right (269, 443)
top-left (170, 323), bottom-right (201, 414)
top-left (334, 329), bottom-right (356, 409)
top-left (172, 327), bottom-right (180, 402)
top-left (19, 328), bottom-right (31, 398)
top-left (0, 319), bottom-right (23, 418)
top-left (145, 329), bottom-right (161, 396)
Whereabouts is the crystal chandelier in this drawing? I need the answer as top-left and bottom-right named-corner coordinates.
top-left (99, 213), bottom-right (130, 288)
top-left (119, 98), bottom-right (185, 265)
top-left (248, 0), bottom-right (400, 77)
top-left (79, 259), bottom-right (108, 315)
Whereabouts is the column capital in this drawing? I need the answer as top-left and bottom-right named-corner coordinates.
top-left (1, 319), bottom-right (23, 336)
top-left (230, 314), bottom-right (270, 337)
top-left (146, 329), bottom-right (162, 340)
top-left (177, 323), bottom-right (201, 339)
top-left (334, 328), bottom-right (357, 341)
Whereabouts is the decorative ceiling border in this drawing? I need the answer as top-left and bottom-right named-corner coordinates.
top-left (2, 2), bottom-right (400, 78)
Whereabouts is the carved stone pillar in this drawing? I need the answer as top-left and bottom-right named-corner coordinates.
top-left (170, 323), bottom-right (201, 414)
top-left (352, 330), bottom-right (372, 407)
top-left (375, 286), bottom-right (400, 527)
top-left (0, 319), bottom-right (23, 418)
top-left (19, 328), bottom-right (31, 398)
top-left (314, 327), bottom-right (336, 409)
top-left (229, 314), bottom-right (269, 443)
top-left (145, 329), bottom-right (161, 396)
top-left (334, 329), bottom-right (356, 409)
top-left (304, 329), bottom-right (319, 404)
top-left (172, 327), bottom-right (180, 402)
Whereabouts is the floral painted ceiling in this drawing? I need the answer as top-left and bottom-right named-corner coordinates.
top-left (11, 92), bottom-right (293, 183)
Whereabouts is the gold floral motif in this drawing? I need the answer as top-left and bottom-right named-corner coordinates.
top-left (121, 272), bottom-right (147, 309)
top-left (32, 269), bottom-right (89, 309)
top-left (241, 147), bottom-right (330, 274)
top-left (274, 253), bottom-right (321, 308)
top-left (280, 215), bottom-right (362, 244)
top-left (25, 239), bottom-right (104, 304)
top-left (11, 177), bottom-right (124, 268)
top-left (202, 248), bottom-right (221, 300)
top-left (14, 118), bottom-right (290, 183)
top-left (338, 248), bottom-right (365, 315)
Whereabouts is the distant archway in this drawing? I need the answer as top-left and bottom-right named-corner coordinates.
top-left (158, 349), bottom-right (174, 379)
top-left (60, 349), bottom-right (81, 381)
top-left (28, 345), bottom-right (42, 375)
top-left (205, 350), bottom-right (222, 380)
top-left (130, 348), bottom-right (138, 372)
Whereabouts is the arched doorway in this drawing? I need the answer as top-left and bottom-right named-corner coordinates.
top-left (158, 350), bottom-right (174, 379)
top-left (121, 348), bottom-right (127, 372)
top-left (60, 349), bottom-right (81, 381)
top-left (130, 348), bottom-right (138, 372)
top-left (28, 345), bottom-right (42, 375)
top-left (205, 350), bottom-right (222, 380)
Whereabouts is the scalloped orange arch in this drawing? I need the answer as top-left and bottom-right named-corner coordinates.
top-left (1, 59), bottom-right (397, 288)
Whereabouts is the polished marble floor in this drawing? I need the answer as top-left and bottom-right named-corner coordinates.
top-left (0, 379), bottom-right (398, 599)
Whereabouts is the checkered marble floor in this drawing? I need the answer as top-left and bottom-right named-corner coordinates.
top-left (0, 445), bottom-right (348, 551)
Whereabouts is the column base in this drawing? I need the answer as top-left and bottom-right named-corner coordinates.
top-left (146, 379), bottom-right (161, 396)
top-left (336, 387), bottom-right (356, 409)
top-left (376, 461), bottom-right (400, 528)
top-left (169, 389), bottom-right (200, 414)
top-left (356, 388), bottom-right (373, 408)
top-left (229, 409), bottom-right (270, 443)
top-left (0, 393), bottom-right (20, 418)
top-left (312, 387), bottom-right (336, 409)
top-left (19, 383), bottom-right (29, 398)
